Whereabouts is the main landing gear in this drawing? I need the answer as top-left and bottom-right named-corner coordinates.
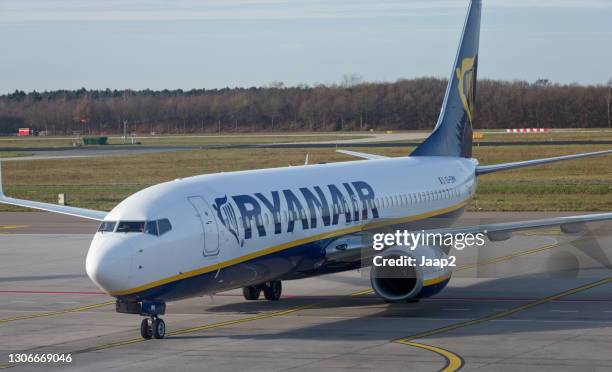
top-left (242, 280), bottom-right (282, 301)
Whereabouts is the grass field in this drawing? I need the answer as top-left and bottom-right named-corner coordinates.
top-left (0, 143), bottom-right (610, 212)
top-left (0, 133), bottom-right (371, 149)
top-left (476, 129), bottom-right (612, 142)
top-left (0, 152), bottom-right (32, 158)
top-left (2, 130), bottom-right (611, 149)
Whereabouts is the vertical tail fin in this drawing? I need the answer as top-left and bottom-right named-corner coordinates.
top-left (411, 0), bottom-right (481, 158)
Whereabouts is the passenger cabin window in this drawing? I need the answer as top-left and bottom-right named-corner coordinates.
top-left (98, 221), bottom-right (116, 233)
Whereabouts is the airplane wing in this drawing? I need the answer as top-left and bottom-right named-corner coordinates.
top-left (0, 162), bottom-right (107, 221)
top-left (341, 148), bottom-right (612, 169)
top-left (336, 150), bottom-right (388, 160)
top-left (326, 212), bottom-right (612, 264)
top-left (476, 149), bottom-right (612, 175)
top-left (425, 212), bottom-right (612, 239)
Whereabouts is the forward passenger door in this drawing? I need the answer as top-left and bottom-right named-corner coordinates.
top-left (187, 196), bottom-right (220, 256)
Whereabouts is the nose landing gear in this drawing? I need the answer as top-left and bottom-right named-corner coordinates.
top-left (140, 316), bottom-right (166, 339)
top-left (116, 300), bottom-right (167, 340)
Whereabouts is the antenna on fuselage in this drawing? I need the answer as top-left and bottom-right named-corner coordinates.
top-left (304, 154), bottom-right (309, 165)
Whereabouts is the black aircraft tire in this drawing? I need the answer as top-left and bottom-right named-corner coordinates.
top-left (243, 286), bottom-right (261, 300)
top-left (263, 281), bottom-right (282, 301)
top-left (152, 318), bottom-right (166, 339)
top-left (140, 318), bottom-right (152, 339)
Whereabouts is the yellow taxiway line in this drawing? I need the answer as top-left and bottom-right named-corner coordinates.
top-left (397, 276), bottom-right (612, 342)
top-left (0, 225), bottom-right (28, 234)
top-left (395, 340), bottom-right (464, 372)
top-left (0, 301), bottom-right (114, 325)
top-left (392, 276), bottom-right (612, 372)
top-left (388, 241), bottom-right (572, 372)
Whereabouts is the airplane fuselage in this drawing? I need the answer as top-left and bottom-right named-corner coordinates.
top-left (85, 156), bottom-right (478, 301)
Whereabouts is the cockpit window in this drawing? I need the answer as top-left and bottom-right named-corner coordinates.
top-left (157, 218), bottom-right (172, 235)
top-left (116, 221), bottom-right (145, 233)
top-left (145, 221), bottom-right (158, 236)
top-left (107, 219), bottom-right (171, 236)
top-left (98, 221), bottom-right (116, 232)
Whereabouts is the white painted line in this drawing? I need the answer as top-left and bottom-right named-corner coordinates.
top-left (549, 310), bottom-right (579, 313)
top-left (10, 300), bottom-right (35, 304)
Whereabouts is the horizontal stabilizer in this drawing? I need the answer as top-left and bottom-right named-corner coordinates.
top-left (476, 149), bottom-right (612, 175)
top-left (336, 150), bottom-right (388, 160)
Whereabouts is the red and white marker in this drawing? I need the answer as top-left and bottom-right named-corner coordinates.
top-left (506, 128), bottom-right (550, 133)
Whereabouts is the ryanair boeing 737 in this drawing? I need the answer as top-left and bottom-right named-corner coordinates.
top-left (1, 0), bottom-right (611, 339)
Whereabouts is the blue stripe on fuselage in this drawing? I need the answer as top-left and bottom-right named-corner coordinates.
top-left (119, 207), bottom-right (465, 302)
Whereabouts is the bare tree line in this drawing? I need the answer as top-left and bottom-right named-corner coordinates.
top-left (0, 78), bottom-right (610, 135)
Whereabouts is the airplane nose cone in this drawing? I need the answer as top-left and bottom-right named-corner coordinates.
top-left (86, 237), bottom-right (132, 293)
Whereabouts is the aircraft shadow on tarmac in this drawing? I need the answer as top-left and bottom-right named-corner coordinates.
top-left (175, 227), bottom-right (612, 341)
top-left (170, 273), bottom-right (612, 342)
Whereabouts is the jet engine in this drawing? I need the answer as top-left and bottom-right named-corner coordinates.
top-left (370, 245), bottom-right (452, 303)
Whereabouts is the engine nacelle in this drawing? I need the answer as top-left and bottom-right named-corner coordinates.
top-left (370, 245), bottom-right (452, 303)
top-left (486, 230), bottom-right (512, 242)
top-left (560, 222), bottom-right (586, 234)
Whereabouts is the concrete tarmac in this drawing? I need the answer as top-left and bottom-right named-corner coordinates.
top-left (1, 213), bottom-right (612, 371)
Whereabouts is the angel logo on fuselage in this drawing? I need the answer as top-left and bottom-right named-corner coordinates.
top-left (212, 195), bottom-right (243, 247)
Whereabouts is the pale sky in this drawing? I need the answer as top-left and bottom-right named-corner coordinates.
top-left (1, 0), bottom-right (611, 93)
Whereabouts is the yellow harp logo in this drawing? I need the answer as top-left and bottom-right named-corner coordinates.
top-left (456, 57), bottom-right (476, 124)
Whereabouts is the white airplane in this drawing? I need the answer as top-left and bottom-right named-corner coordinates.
top-left (1, 0), bottom-right (612, 340)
